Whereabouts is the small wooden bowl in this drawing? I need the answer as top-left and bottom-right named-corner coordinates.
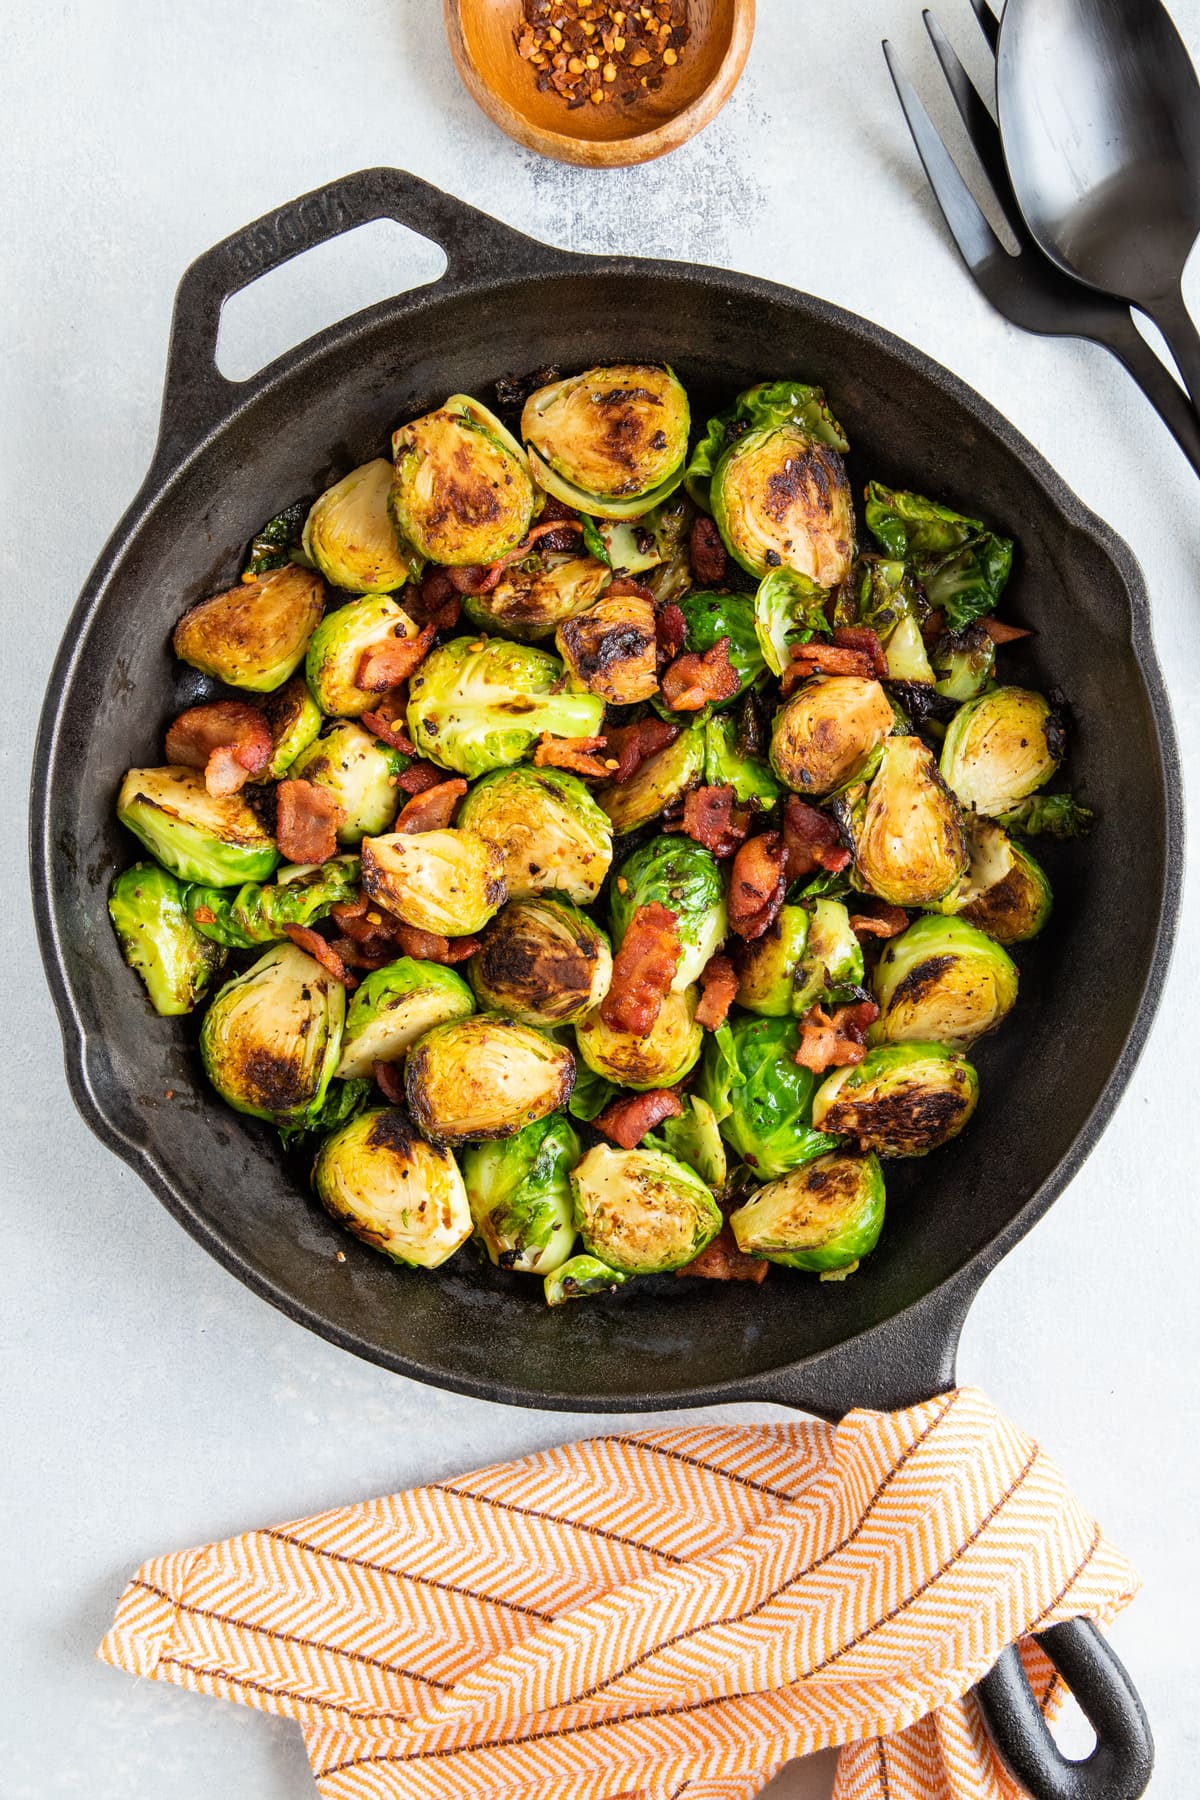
top-left (444, 1), bottom-right (755, 168)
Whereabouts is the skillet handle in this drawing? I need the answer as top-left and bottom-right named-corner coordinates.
top-left (152, 167), bottom-right (556, 468)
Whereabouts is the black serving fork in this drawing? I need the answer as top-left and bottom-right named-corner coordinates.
top-left (883, 0), bottom-right (1200, 477)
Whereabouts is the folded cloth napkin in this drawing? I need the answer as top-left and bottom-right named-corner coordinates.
top-left (99, 1387), bottom-right (1135, 1800)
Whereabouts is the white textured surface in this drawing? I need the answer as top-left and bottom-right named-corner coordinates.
top-left (3, 3), bottom-right (1200, 1796)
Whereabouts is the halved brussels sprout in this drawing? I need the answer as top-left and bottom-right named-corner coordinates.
top-left (646, 1094), bottom-right (728, 1189)
top-left (544, 1253), bottom-right (629, 1305)
top-left (335, 957), bottom-right (475, 1079)
top-left (258, 676), bottom-right (324, 780)
top-left (685, 380), bottom-right (849, 514)
top-left (930, 626), bottom-right (996, 702)
top-left (185, 855), bottom-right (360, 949)
top-left (791, 897), bottom-right (865, 1013)
top-left (851, 736), bottom-right (967, 906)
top-left (678, 589), bottom-right (766, 699)
top-left (575, 987), bottom-right (703, 1091)
top-left (173, 564), bottom-right (325, 693)
top-left (521, 364), bottom-right (690, 517)
top-left (407, 637), bottom-right (605, 780)
top-left (405, 1014), bottom-right (575, 1144)
top-left (470, 898), bottom-right (612, 1025)
top-left (556, 591), bottom-right (659, 705)
top-left (117, 767), bottom-right (279, 886)
top-left (872, 915), bottom-right (1018, 1049)
top-left (305, 592), bottom-right (421, 718)
top-left (109, 863), bottom-right (225, 1016)
top-left (704, 709), bottom-right (783, 808)
top-left (302, 458), bottom-right (419, 593)
top-left (570, 1143), bottom-right (722, 1275)
top-left (955, 819), bottom-right (1053, 944)
top-left (729, 1151), bottom-right (885, 1273)
top-left (361, 829), bottom-right (507, 937)
top-left (770, 676), bottom-right (893, 797)
top-left (200, 941), bottom-right (344, 1126)
top-left (609, 835), bottom-right (727, 991)
top-left (291, 722), bottom-right (403, 845)
top-left (712, 423), bottom-right (854, 585)
top-left (939, 687), bottom-right (1063, 816)
top-left (734, 904), bottom-right (810, 1016)
top-left (812, 1041), bottom-right (978, 1156)
top-left (462, 1112), bottom-right (579, 1274)
top-left (393, 398), bottom-right (535, 565)
top-left (597, 723), bottom-right (705, 835)
top-left (464, 552), bottom-right (610, 642)
top-left (457, 765), bottom-right (613, 905)
top-left (314, 1107), bottom-right (472, 1269)
top-left (697, 1016), bottom-right (840, 1180)
top-left (754, 567), bottom-right (832, 678)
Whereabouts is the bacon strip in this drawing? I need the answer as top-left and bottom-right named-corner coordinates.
top-left (728, 833), bottom-right (787, 941)
top-left (676, 1225), bottom-right (768, 1283)
top-left (391, 923), bottom-right (478, 964)
top-left (848, 899), bottom-right (910, 941)
top-left (781, 641), bottom-right (875, 694)
top-left (781, 796), bottom-right (852, 880)
top-left (655, 602), bottom-right (688, 663)
top-left (608, 577), bottom-right (657, 602)
top-left (600, 901), bottom-right (681, 1036)
top-left (920, 609), bottom-right (947, 644)
top-left (794, 999), bottom-right (880, 1074)
top-left (394, 759), bottom-right (448, 796)
top-left (356, 621), bottom-right (436, 693)
top-left (689, 515), bottom-right (728, 585)
top-left (593, 1088), bottom-right (684, 1149)
top-left (676, 785), bottom-right (752, 859)
top-left (695, 953), bottom-right (738, 1030)
top-left (373, 1059), bottom-right (407, 1105)
top-left (446, 520), bottom-right (586, 596)
top-left (165, 700), bottom-right (273, 797)
top-left (394, 778), bottom-right (467, 834)
top-left (532, 733), bottom-right (614, 779)
top-left (981, 618), bottom-right (1033, 644)
top-left (832, 625), bottom-right (888, 678)
top-left (602, 718), bottom-right (680, 785)
top-left (361, 688), bottom-right (416, 754)
top-left (282, 924), bottom-right (358, 988)
top-left (275, 779), bottom-right (341, 865)
top-left (661, 639), bottom-right (741, 711)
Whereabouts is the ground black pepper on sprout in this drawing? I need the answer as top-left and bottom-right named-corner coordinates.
top-left (516, 1), bottom-right (691, 109)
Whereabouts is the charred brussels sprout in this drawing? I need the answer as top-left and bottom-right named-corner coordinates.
top-left (851, 736), bottom-right (967, 906)
top-left (291, 722), bottom-right (404, 844)
top-left (575, 987), bottom-right (703, 1091)
top-left (185, 856), bottom-right (360, 949)
top-left (791, 898), bottom-right (865, 1012)
top-left (314, 1107), bottom-right (471, 1269)
top-left (470, 898), bottom-right (612, 1025)
top-left (545, 1253), bottom-right (629, 1304)
top-left (812, 1042), bottom-right (978, 1156)
top-left (729, 1151), bottom-right (885, 1273)
top-left (405, 1015), bottom-right (575, 1144)
top-left (556, 590), bottom-right (658, 705)
top-left (734, 903), bottom-right (810, 1016)
top-left (335, 958), bottom-right (475, 1079)
top-left (457, 766), bottom-right (612, 904)
top-left (462, 1112), bottom-right (579, 1274)
top-left (872, 915), bottom-right (1017, 1048)
top-left (305, 592), bottom-right (421, 718)
top-left (117, 767), bottom-right (279, 886)
top-left (173, 564), bottom-right (325, 693)
top-left (704, 710), bottom-right (783, 808)
top-left (465, 552), bottom-right (610, 642)
top-left (940, 687), bottom-right (1063, 816)
top-left (697, 1016), bottom-right (840, 1180)
top-left (570, 1143), bottom-right (722, 1276)
top-left (392, 396), bottom-right (534, 565)
top-left (361, 829), bottom-right (507, 937)
top-left (302, 459), bottom-right (420, 593)
top-left (109, 863), bottom-right (225, 1016)
top-left (754, 567), bottom-right (834, 678)
top-left (597, 723), bottom-right (705, 835)
top-left (952, 817), bottom-right (1053, 945)
top-left (259, 676), bottom-right (323, 780)
top-left (770, 676), bottom-right (893, 797)
top-left (407, 637), bottom-right (604, 779)
top-left (521, 364), bottom-right (690, 517)
top-left (864, 483), bottom-right (1013, 632)
top-left (686, 380), bottom-right (848, 508)
top-left (200, 941), bottom-right (344, 1126)
top-left (930, 626), bottom-right (996, 702)
top-left (714, 424), bottom-right (854, 585)
top-left (677, 589), bottom-right (766, 698)
top-left (609, 835), bottom-right (727, 991)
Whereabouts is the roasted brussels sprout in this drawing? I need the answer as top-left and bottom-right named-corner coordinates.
top-left (457, 765), bottom-right (613, 904)
top-left (314, 1107), bottom-right (472, 1269)
top-left (872, 915), bottom-right (1018, 1049)
top-left (930, 626), bottom-right (996, 702)
top-left (939, 687), bottom-right (1063, 816)
top-left (335, 957), bottom-right (475, 1079)
top-left (711, 404), bottom-right (853, 584)
top-left (462, 1112), bottom-right (579, 1274)
top-left (791, 897), bottom-right (865, 1012)
top-left (407, 637), bottom-right (604, 780)
top-left (544, 1253), bottom-right (629, 1305)
top-left (521, 364), bottom-right (690, 517)
top-left (302, 458), bottom-right (419, 594)
top-left (556, 590), bottom-right (658, 705)
top-left (173, 564), bottom-right (325, 693)
top-left (470, 898), bottom-right (612, 1025)
top-left (729, 1151), bottom-right (885, 1273)
top-left (360, 829), bottom-right (507, 937)
top-left (864, 483), bottom-right (1013, 632)
top-left (646, 1095), bottom-right (727, 1189)
top-left (290, 722), bottom-right (403, 845)
top-left (117, 766), bottom-right (279, 886)
top-left (109, 863), bottom-right (225, 1016)
top-left (734, 903), bottom-right (810, 1016)
top-left (185, 855), bottom-right (360, 949)
top-left (850, 736), bottom-right (967, 906)
top-left (570, 1143), bottom-right (722, 1275)
top-left (392, 395), bottom-right (535, 565)
top-left (754, 567), bottom-right (834, 677)
top-left (770, 676), bottom-right (893, 797)
top-left (575, 987), bottom-right (703, 1091)
top-left (464, 552), bottom-right (610, 642)
top-left (596, 723), bottom-right (705, 835)
top-left (812, 1042), bottom-right (978, 1156)
top-left (406, 1014), bottom-right (575, 1144)
top-left (609, 835), bottom-right (727, 991)
top-left (685, 380), bottom-right (849, 510)
top-left (951, 818), bottom-right (1053, 945)
top-left (305, 592), bottom-right (422, 719)
top-left (200, 941), bottom-right (344, 1126)
top-left (995, 792), bottom-right (1093, 839)
top-left (704, 709), bottom-right (783, 808)
top-left (258, 676), bottom-right (323, 780)
top-left (697, 1016), bottom-right (840, 1180)
top-left (677, 589), bottom-right (766, 698)
top-left (586, 492), bottom-right (691, 576)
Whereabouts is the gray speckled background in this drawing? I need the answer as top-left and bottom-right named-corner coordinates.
top-left (4, 3), bottom-right (1200, 1795)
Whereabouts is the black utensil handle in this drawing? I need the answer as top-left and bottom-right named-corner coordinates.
top-left (975, 1619), bottom-right (1154, 1800)
top-left (1145, 285), bottom-right (1200, 419)
top-left (1094, 301), bottom-right (1200, 478)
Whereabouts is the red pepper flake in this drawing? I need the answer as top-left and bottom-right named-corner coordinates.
top-left (516, 1), bottom-right (691, 110)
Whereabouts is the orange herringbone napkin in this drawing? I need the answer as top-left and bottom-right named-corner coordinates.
top-left (99, 1387), bottom-right (1135, 1800)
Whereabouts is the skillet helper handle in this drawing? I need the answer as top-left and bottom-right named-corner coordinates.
top-left (975, 1618), bottom-right (1154, 1800)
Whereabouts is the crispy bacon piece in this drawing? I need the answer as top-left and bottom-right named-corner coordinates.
top-left (356, 621), bottom-right (437, 693)
top-left (532, 733), bottom-right (613, 779)
top-left (981, 618), bottom-right (1033, 644)
top-left (373, 1059), bottom-right (407, 1105)
top-left (593, 1087), bottom-right (684, 1149)
top-left (676, 785), bottom-right (752, 859)
top-left (600, 901), bottom-right (681, 1035)
top-left (165, 700), bottom-right (273, 797)
top-left (602, 718), bottom-right (680, 785)
top-left (608, 577), bottom-right (657, 602)
top-left (391, 923), bottom-right (479, 964)
top-left (655, 602), bottom-right (688, 663)
top-left (394, 777), bottom-right (467, 834)
top-left (661, 638), bottom-right (741, 712)
top-left (394, 758), bottom-right (447, 796)
top-left (361, 687), bottom-right (417, 754)
top-left (848, 899), bottom-right (910, 941)
top-left (275, 779), bottom-right (341, 865)
top-left (921, 609), bottom-right (946, 644)
top-left (794, 999), bottom-right (880, 1074)
top-left (695, 954), bottom-right (738, 1030)
top-left (831, 625), bottom-right (888, 678)
top-left (415, 566), bottom-right (456, 615)
top-left (448, 563), bottom-right (499, 596)
top-left (781, 641), bottom-right (876, 694)
top-left (781, 796), bottom-right (852, 880)
top-left (282, 924), bottom-right (358, 988)
top-left (689, 515), bottom-right (728, 585)
top-left (676, 1225), bottom-right (769, 1283)
top-left (728, 832), bottom-right (787, 941)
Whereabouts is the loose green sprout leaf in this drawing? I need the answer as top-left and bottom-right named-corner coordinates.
top-left (645, 1095), bottom-right (727, 1190)
top-left (335, 957), bottom-right (475, 1079)
top-left (770, 676), bottom-right (894, 797)
top-left (291, 723), bottom-right (407, 844)
top-left (185, 856), bottom-right (361, 950)
top-left (930, 626), bottom-right (996, 702)
top-left (470, 898), bottom-right (612, 1026)
top-left (361, 829), bottom-right (507, 937)
top-left (407, 637), bottom-right (604, 780)
top-left (521, 364), bottom-right (690, 516)
top-left (587, 492), bottom-right (692, 577)
top-left (458, 765), bottom-right (613, 905)
top-left (941, 817), bottom-right (1053, 944)
top-left (109, 863), bottom-right (226, 1016)
top-left (677, 589), bottom-right (766, 697)
top-left (259, 676), bottom-right (324, 780)
top-left (854, 556), bottom-right (922, 637)
top-left (545, 1253), bottom-right (630, 1304)
top-left (278, 1076), bottom-right (372, 1150)
top-left (314, 1106), bottom-right (472, 1268)
top-left (940, 687), bottom-right (1063, 817)
top-left (851, 736), bottom-right (967, 906)
top-left (464, 553), bottom-right (610, 642)
top-left (393, 400), bottom-right (535, 564)
top-left (575, 987), bottom-right (704, 1091)
top-left (995, 793), bottom-right (1095, 839)
top-left (302, 459), bottom-right (421, 594)
top-left (567, 1061), bottom-right (619, 1122)
top-left (872, 914), bottom-right (1018, 1049)
top-left (305, 592), bottom-right (422, 718)
top-left (730, 1150), bottom-right (885, 1272)
top-left (596, 724), bottom-right (705, 835)
top-left (200, 941), bottom-right (345, 1126)
top-left (812, 1041), bottom-right (978, 1157)
top-left (117, 766), bottom-right (279, 886)
top-left (173, 564), bottom-right (326, 693)
top-left (791, 898), bottom-right (865, 1013)
top-left (704, 710), bottom-right (783, 808)
top-left (609, 835), bottom-right (727, 991)
top-left (580, 515), bottom-right (610, 564)
top-left (463, 1112), bottom-right (580, 1274)
top-left (754, 567), bottom-right (832, 677)
top-left (697, 1015), bottom-right (841, 1180)
top-left (405, 1014), bottom-right (575, 1144)
top-left (244, 499), bottom-right (310, 577)
top-left (864, 482), bottom-right (1013, 631)
top-left (570, 1142), bottom-right (722, 1275)
top-left (734, 903), bottom-right (811, 1017)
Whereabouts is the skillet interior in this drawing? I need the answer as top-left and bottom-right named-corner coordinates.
top-left (33, 257), bottom-right (1178, 1409)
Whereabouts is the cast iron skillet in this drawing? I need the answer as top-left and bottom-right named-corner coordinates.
top-left (31, 169), bottom-right (1179, 1799)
